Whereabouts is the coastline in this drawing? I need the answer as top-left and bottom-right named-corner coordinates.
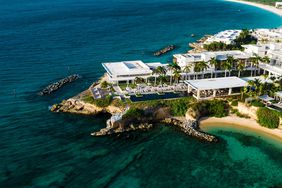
top-left (200, 116), bottom-right (282, 141)
top-left (225, 0), bottom-right (282, 17)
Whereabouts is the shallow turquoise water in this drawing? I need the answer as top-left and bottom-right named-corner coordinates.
top-left (0, 0), bottom-right (282, 187)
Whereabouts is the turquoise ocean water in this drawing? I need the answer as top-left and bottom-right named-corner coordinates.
top-left (1, 0), bottom-right (282, 187)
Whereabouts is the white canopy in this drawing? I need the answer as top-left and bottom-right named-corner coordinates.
top-left (185, 77), bottom-right (247, 90)
top-left (258, 95), bottom-right (274, 102)
top-left (275, 91), bottom-right (282, 98)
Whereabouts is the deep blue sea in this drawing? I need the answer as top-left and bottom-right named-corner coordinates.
top-left (1, 0), bottom-right (282, 187)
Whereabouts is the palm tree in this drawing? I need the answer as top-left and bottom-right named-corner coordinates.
top-left (155, 66), bottom-right (167, 86)
top-left (173, 69), bottom-right (181, 84)
top-left (197, 61), bottom-right (209, 79)
top-left (156, 66), bottom-right (166, 75)
top-left (209, 57), bottom-right (218, 78)
top-left (183, 64), bottom-right (191, 80)
top-left (158, 75), bottom-right (167, 86)
top-left (250, 55), bottom-right (261, 76)
top-left (262, 56), bottom-right (270, 64)
top-left (237, 59), bottom-right (245, 77)
top-left (152, 69), bottom-right (159, 86)
top-left (221, 60), bottom-right (232, 77)
top-left (134, 77), bottom-right (145, 84)
top-left (226, 56), bottom-right (235, 77)
top-left (168, 62), bottom-right (181, 85)
top-left (193, 62), bottom-right (201, 79)
top-left (247, 78), bottom-right (262, 96)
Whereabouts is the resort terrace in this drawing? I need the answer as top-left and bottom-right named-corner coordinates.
top-left (185, 77), bottom-right (247, 100)
top-left (102, 60), bottom-right (156, 84)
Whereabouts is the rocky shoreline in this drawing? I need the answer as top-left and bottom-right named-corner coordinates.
top-left (50, 89), bottom-right (217, 142)
top-left (50, 98), bottom-right (122, 115)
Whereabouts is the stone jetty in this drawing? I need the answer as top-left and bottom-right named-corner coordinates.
top-left (163, 118), bottom-right (218, 142)
top-left (39, 74), bottom-right (80, 96)
top-left (154, 45), bottom-right (176, 56)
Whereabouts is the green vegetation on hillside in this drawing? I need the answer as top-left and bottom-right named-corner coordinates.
top-left (123, 108), bottom-right (145, 119)
top-left (190, 100), bottom-right (229, 118)
top-left (82, 94), bottom-right (113, 107)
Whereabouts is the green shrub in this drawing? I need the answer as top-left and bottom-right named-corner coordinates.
top-left (190, 99), bottom-right (229, 118)
top-left (123, 108), bottom-right (144, 119)
top-left (251, 100), bottom-right (265, 107)
top-left (101, 81), bottom-right (110, 88)
top-left (169, 98), bottom-right (191, 116)
top-left (257, 108), bottom-right (279, 129)
top-left (93, 95), bottom-right (112, 107)
top-left (82, 95), bottom-right (95, 104)
top-left (231, 108), bottom-right (238, 114)
top-left (231, 100), bottom-right (238, 106)
top-left (235, 112), bottom-right (250, 119)
top-left (208, 100), bottom-right (229, 117)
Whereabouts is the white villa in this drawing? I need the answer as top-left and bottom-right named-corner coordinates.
top-left (243, 43), bottom-right (282, 76)
top-left (204, 30), bottom-right (241, 45)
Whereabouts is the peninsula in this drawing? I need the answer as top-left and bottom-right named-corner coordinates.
top-left (51, 28), bottom-right (282, 142)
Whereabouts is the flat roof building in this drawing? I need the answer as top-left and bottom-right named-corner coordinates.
top-left (204, 30), bottom-right (241, 45)
top-left (185, 77), bottom-right (247, 100)
top-left (252, 28), bottom-right (282, 42)
top-left (174, 50), bottom-right (250, 68)
top-left (102, 60), bottom-right (154, 83)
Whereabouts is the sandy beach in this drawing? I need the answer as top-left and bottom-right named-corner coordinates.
top-left (200, 115), bottom-right (282, 140)
top-left (226, 0), bottom-right (282, 17)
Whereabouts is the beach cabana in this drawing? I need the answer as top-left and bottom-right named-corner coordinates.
top-left (185, 77), bottom-right (247, 100)
top-left (275, 91), bottom-right (282, 102)
top-left (258, 95), bottom-right (274, 103)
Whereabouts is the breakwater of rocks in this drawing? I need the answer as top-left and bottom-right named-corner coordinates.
top-left (39, 74), bottom-right (80, 96)
top-left (154, 45), bottom-right (176, 56)
top-left (163, 118), bottom-right (218, 142)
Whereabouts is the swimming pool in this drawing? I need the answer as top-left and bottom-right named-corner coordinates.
top-left (130, 92), bottom-right (188, 102)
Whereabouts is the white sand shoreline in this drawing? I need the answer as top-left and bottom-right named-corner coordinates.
top-left (225, 0), bottom-right (282, 17)
top-left (200, 116), bottom-right (282, 140)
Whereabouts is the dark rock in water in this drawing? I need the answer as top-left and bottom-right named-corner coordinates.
top-left (154, 45), bottom-right (176, 56)
top-left (39, 74), bottom-right (80, 96)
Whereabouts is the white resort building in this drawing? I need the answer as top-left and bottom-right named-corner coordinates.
top-left (252, 28), bottom-right (282, 42)
top-left (102, 60), bottom-right (166, 84)
top-left (204, 30), bottom-right (241, 45)
top-left (173, 50), bottom-right (251, 74)
top-left (243, 43), bottom-right (282, 76)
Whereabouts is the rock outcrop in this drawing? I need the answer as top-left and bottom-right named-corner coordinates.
top-left (50, 98), bottom-right (123, 115)
top-left (91, 123), bottom-right (153, 136)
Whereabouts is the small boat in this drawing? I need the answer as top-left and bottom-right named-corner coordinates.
top-left (191, 34), bottom-right (195, 37)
